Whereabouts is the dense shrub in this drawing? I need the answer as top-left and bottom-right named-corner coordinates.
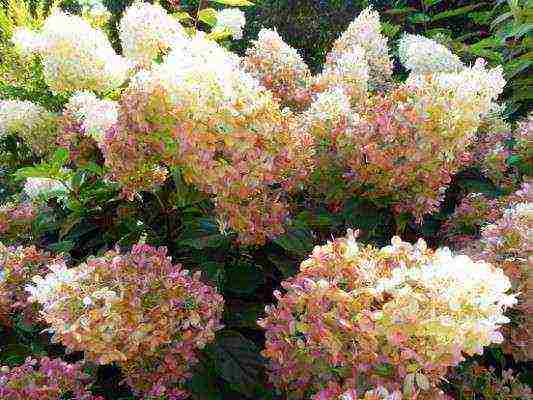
top-left (259, 230), bottom-right (516, 398)
top-left (0, 0), bottom-right (530, 399)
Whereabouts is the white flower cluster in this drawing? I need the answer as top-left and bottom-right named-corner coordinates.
top-left (26, 260), bottom-right (88, 308)
top-left (398, 33), bottom-right (464, 74)
top-left (242, 28), bottom-right (311, 106)
top-left (376, 239), bottom-right (517, 356)
top-left (303, 86), bottom-right (353, 129)
top-left (65, 91), bottom-right (118, 142)
top-left (406, 58), bottom-right (506, 146)
top-left (0, 99), bottom-right (57, 155)
top-left (316, 44), bottom-right (369, 103)
top-left (328, 6), bottom-right (393, 88)
top-left (23, 177), bottom-right (67, 200)
top-left (0, 100), bottom-right (51, 137)
top-left (13, 11), bottom-right (131, 94)
top-left (119, 1), bottom-right (187, 65)
top-left (135, 33), bottom-right (267, 119)
top-left (214, 8), bottom-right (246, 40)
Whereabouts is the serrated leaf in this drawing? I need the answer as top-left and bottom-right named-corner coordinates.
top-left (208, 330), bottom-right (265, 397)
top-left (198, 8), bottom-right (217, 26)
top-left (209, 0), bottom-right (253, 6)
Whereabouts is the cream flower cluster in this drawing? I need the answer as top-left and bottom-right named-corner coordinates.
top-left (259, 232), bottom-right (516, 397)
top-left (314, 44), bottom-right (369, 104)
top-left (64, 91), bottom-right (118, 142)
top-left (406, 58), bottom-right (506, 149)
top-left (214, 8), bottom-right (246, 40)
top-left (243, 28), bottom-right (311, 108)
top-left (0, 99), bottom-right (57, 155)
top-left (327, 6), bottom-right (393, 88)
top-left (119, 1), bottom-right (187, 65)
top-left (13, 11), bottom-right (130, 94)
top-left (398, 33), bottom-right (464, 74)
top-left (375, 243), bottom-right (516, 356)
top-left (23, 177), bottom-right (67, 200)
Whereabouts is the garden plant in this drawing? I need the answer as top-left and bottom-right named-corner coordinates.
top-left (0, 0), bottom-right (531, 399)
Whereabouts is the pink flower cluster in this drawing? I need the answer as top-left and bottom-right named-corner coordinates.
top-left (259, 231), bottom-right (516, 399)
top-left (26, 244), bottom-right (224, 398)
top-left (0, 202), bottom-right (36, 243)
top-left (478, 196), bottom-right (532, 361)
top-left (470, 112), bottom-right (531, 189)
top-left (439, 193), bottom-right (502, 248)
top-left (102, 37), bottom-right (313, 244)
top-left (0, 244), bottom-right (53, 326)
top-left (243, 29), bottom-right (312, 109)
top-left (0, 357), bottom-right (102, 400)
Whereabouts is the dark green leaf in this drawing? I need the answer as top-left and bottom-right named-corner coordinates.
top-left (208, 330), bottom-right (266, 397)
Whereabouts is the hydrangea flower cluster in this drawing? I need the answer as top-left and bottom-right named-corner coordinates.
top-left (312, 44), bottom-right (369, 106)
top-left (0, 202), bottom-right (35, 242)
top-left (119, 1), bottom-right (187, 66)
top-left (103, 34), bottom-right (313, 244)
top-left (323, 59), bottom-right (503, 218)
top-left (514, 113), bottom-right (532, 173)
top-left (478, 199), bottom-right (532, 361)
top-left (0, 357), bottom-right (102, 400)
top-left (243, 29), bottom-right (312, 108)
top-left (398, 34), bottom-right (464, 75)
top-left (259, 231), bottom-right (516, 398)
top-left (469, 109), bottom-right (516, 189)
top-left (439, 193), bottom-right (502, 248)
top-left (23, 177), bottom-right (67, 200)
top-left (214, 8), bottom-right (246, 40)
top-left (0, 244), bottom-right (53, 326)
top-left (0, 99), bottom-right (58, 155)
top-left (13, 11), bottom-right (131, 94)
top-left (26, 244), bottom-right (224, 397)
top-left (63, 91), bottom-right (118, 143)
top-left (326, 6), bottom-right (392, 89)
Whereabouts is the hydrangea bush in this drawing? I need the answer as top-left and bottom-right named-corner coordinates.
top-left (0, 357), bottom-right (102, 400)
top-left (27, 244), bottom-right (224, 397)
top-left (259, 231), bottom-right (517, 398)
top-left (0, 0), bottom-right (530, 398)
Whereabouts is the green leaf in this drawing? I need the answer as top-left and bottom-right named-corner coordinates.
top-left (431, 3), bottom-right (486, 21)
top-left (383, 7), bottom-right (417, 15)
top-left (47, 240), bottom-right (74, 253)
top-left (409, 12), bottom-right (431, 24)
top-left (177, 217), bottom-right (231, 250)
top-left (51, 147), bottom-right (69, 167)
top-left (198, 8), bottom-right (217, 27)
top-left (423, 0), bottom-right (442, 6)
top-left (274, 227), bottom-right (314, 256)
top-left (174, 11), bottom-right (193, 21)
top-left (224, 263), bottom-right (265, 295)
top-left (224, 303), bottom-right (264, 329)
top-left (208, 330), bottom-right (266, 397)
top-left (209, 0), bottom-right (253, 6)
